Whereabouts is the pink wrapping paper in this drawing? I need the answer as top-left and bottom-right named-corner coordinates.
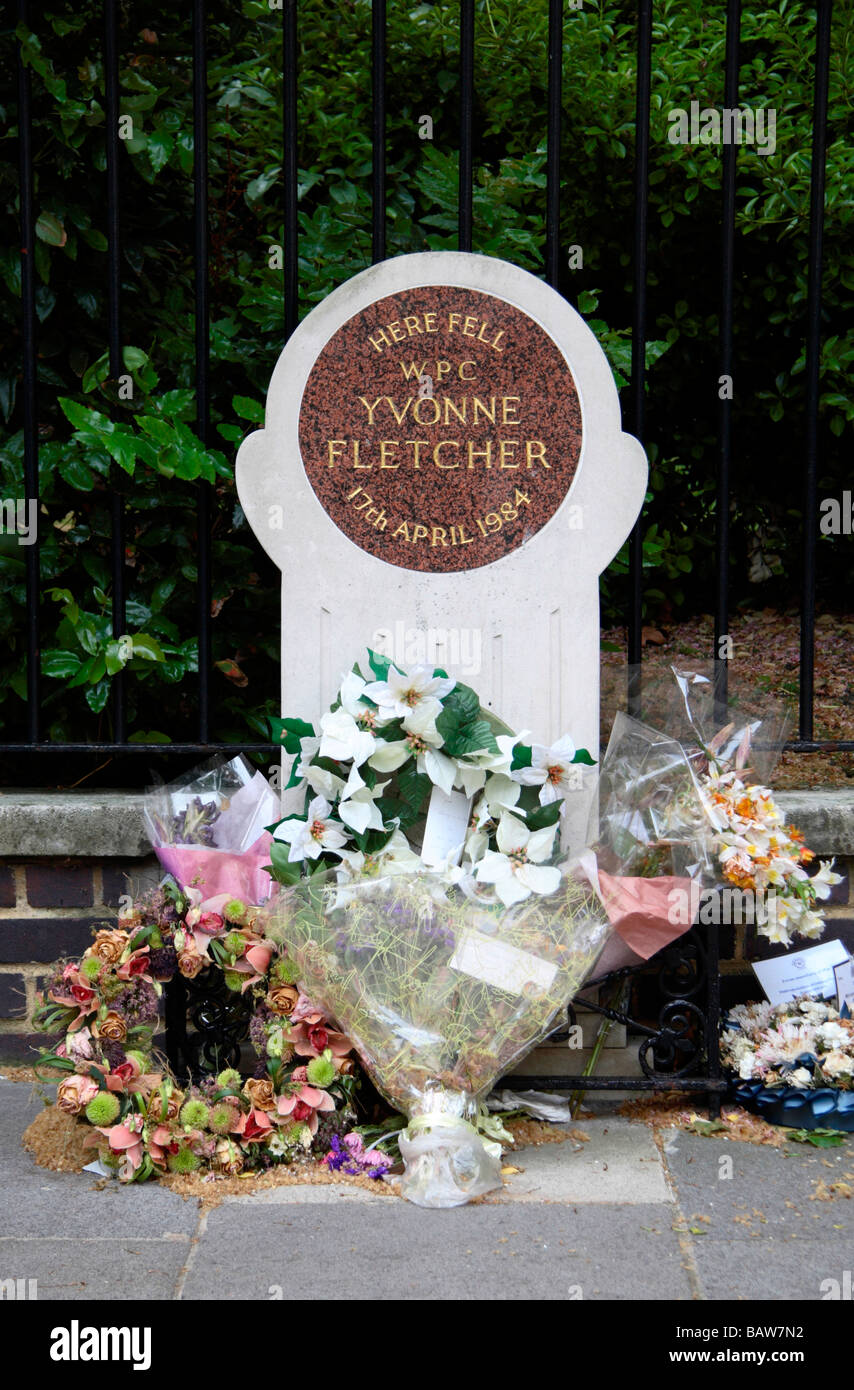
top-left (155, 833), bottom-right (276, 905)
top-left (596, 870), bottom-right (694, 960)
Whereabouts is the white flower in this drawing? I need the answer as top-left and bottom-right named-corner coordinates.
top-left (318, 706), bottom-right (376, 767)
top-left (788, 1066), bottom-right (813, 1089)
top-left (454, 733), bottom-right (527, 796)
top-left (402, 702), bottom-right (457, 795)
top-left (821, 1051), bottom-right (854, 1079)
top-left (816, 1021), bottom-right (851, 1050)
top-left (272, 796), bottom-right (350, 862)
top-left (367, 737), bottom-right (412, 773)
top-left (335, 828), bottom-right (423, 879)
top-left (812, 859), bottom-right (843, 900)
top-left (338, 670), bottom-right (394, 731)
top-left (337, 768), bottom-right (389, 835)
top-left (362, 664), bottom-right (455, 720)
top-left (474, 811), bottom-right (561, 906)
top-left (513, 734), bottom-right (581, 805)
top-left (464, 775), bottom-right (523, 865)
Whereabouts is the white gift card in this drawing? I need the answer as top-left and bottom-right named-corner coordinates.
top-left (752, 939), bottom-right (850, 1006)
top-left (450, 929), bottom-right (557, 997)
top-left (834, 958), bottom-right (854, 1016)
top-left (420, 786), bottom-right (472, 868)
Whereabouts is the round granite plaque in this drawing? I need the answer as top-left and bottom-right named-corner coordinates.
top-left (298, 285), bottom-right (582, 572)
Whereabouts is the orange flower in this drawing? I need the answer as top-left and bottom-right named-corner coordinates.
top-left (97, 1010), bottom-right (128, 1043)
top-left (87, 929), bottom-right (130, 966)
top-left (243, 1077), bottom-right (277, 1112)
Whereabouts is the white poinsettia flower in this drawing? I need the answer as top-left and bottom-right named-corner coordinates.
top-left (463, 774), bottom-right (524, 865)
top-left (455, 733), bottom-right (527, 795)
top-left (402, 701), bottom-right (456, 795)
top-left (514, 734), bottom-right (580, 805)
top-left (318, 706), bottom-right (376, 767)
top-left (474, 811), bottom-right (561, 906)
top-left (338, 670), bottom-right (394, 731)
top-left (362, 664), bottom-right (455, 720)
top-left (335, 828), bottom-right (422, 879)
top-left (300, 762), bottom-right (345, 801)
top-left (272, 796), bottom-right (350, 863)
top-left (368, 737), bottom-right (412, 773)
top-left (338, 773), bottom-right (390, 835)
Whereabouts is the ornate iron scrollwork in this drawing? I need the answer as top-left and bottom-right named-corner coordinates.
top-left (164, 968), bottom-right (253, 1081)
top-left (638, 999), bottom-right (706, 1079)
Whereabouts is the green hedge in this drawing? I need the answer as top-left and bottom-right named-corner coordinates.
top-left (1, 0), bottom-right (851, 745)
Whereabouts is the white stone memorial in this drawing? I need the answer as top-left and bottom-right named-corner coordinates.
top-left (237, 252), bottom-right (647, 845)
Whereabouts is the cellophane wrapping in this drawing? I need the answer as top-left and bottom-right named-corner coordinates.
top-left (143, 754), bottom-right (280, 903)
top-left (263, 867), bottom-right (612, 1207)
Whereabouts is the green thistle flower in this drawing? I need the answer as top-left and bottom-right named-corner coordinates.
top-left (273, 956), bottom-right (299, 985)
top-left (209, 1100), bottom-right (239, 1135)
top-left (80, 956), bottom-right (102, 983)
top-left (85, 1092), bottom-right (121, 1126)
top-left (216, 1068), bottom-right (242, 1090)
top-left (223, 970), bottom-right (244, 992)
top-left (167, 1145), bottom-right (201, 1175)
top-left (179, 1099), bottom-right (211, 1130)
top-left (223, 930), bottom-right (245, 956)
top-left (223, 898), bottom-right (247, 925)
top-left (125, 1048), bottom-right (148, 1071)
top-left (306, 1051), bottom-right (336, 1089)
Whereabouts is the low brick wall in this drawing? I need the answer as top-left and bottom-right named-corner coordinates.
top-left (0, 789), bottom-right (852, 1066)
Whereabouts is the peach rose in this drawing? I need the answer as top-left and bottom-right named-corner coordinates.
top-left (177, 947), bottom-right (206, 980)
top-left (56, 1074), bottom-right (100, 1115)
top-left (87, 929), bottom-right (130, 965)
top-left (98, 1010), bottom-right (128, 1043)
top-left (243, 1077), bottom-right (277, 1112)
top-left (147, 1088), bottom-right (184, 1123)
top-left (215, 1138), bottom-right (244, 1174)
top-left (266, 983), bottom-right (300, 1017)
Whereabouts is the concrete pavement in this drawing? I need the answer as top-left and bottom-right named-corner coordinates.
top-left (2, 1079), bottom-right (852, 1301)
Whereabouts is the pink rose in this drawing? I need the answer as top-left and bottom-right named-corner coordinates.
top-left (56, 1074), bottom-right (100, 1116)
top-left (197, 911), bottom-right (224, 934)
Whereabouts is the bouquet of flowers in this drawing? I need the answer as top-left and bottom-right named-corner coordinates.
top-left (722, 997), bottom-right (854, 1091)
top-left (262, 649), bottom-right (718, 1206)
top-left (665, 669), bottom-right (841, 946)
top-left (144, 754), bottom-right (281, 907)
top-left (575, 709), bottom-right (717, 975)
top-left (264, 868), bottom-right (611, 1206)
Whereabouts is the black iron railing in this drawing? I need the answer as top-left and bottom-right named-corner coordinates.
top-left (7, 0), bottom-right (850, 768)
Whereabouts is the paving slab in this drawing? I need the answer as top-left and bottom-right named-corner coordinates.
top-left (691, 1237), bottom-right (853, 1302)
top-left (0, 1237), bottom-right (189, 1301)
top-left (661, 1128), bottom-right (854, 1242)
top-left (183, 1201), bottom-right (692, 1301)
top-left (484, 1118), bottom-right (671, 1204)
top-left (0, 1082), bottom-right (198, 1238)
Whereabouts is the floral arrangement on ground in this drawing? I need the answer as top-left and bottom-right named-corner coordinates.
top-left (30, 879), bottom-right (393, 1184)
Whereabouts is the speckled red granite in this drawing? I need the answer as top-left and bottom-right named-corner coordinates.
top-left (299, 285), bottom-right (582, 573)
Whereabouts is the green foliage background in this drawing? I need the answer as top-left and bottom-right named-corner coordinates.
top-left (1, 0), bottom-right (851, 751)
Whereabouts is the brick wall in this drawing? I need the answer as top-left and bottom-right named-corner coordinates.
top-left (0, 789), bottom-right (852, 1067)
top-left (0, 853), bottom-right (160, 1063)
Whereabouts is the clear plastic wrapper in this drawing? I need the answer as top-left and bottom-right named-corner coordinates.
top-left (630, 663), bottom-right (791, 787)
top-left (263, 868), bottom-right (612, 1207)
top-left (143, 754), bottom-right (280, 904)
top-left (573, 710), bottom-right (717, 974)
